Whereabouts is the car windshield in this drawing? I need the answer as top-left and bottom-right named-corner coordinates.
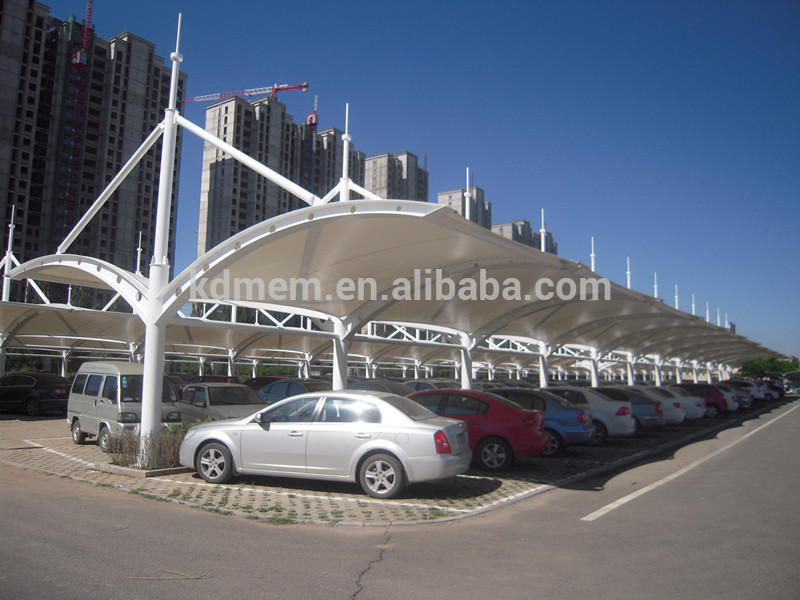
top-left (382, 395), bottom-right (439, 420)
top-left (119, 375), bottom-right (176, 403)
top-left (482, 391), bottom-right (526, 411)
top-left (304, 381), bottom-right (331, 392)
top-left (209, 386), bottom-right (262, 405)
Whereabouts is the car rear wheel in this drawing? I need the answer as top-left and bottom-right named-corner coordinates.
top-left (540, 429), bottom-right (563, 457)
top-left (359, 453), bottom-right (404, 499)
top-left (24, 398), bottom-right (40, 417)
top-left (196, 442), bottom-right (234, 484)
top-left (71, 420), bottom-right (87, 444)
top-left (589, 421), bottom-right (608, 446)
top-left (474, 437), bottom-right (513, 471)
top-left (97, 426), bottom-right (112, 453)
top-left (705, 404), bottom-right (720, 418)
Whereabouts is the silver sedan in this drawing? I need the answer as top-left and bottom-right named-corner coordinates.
top-left (179, 390), bottom-right (471, 499)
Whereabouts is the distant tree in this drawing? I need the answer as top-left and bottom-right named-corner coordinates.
top-left (739, 358), bottom-right (800, 379)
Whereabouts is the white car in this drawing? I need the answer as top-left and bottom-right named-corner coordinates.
top-left (653, 386), bottom-right (706, 420)
top-left (638, 386), bottom-right (686, 424)
top-left (179, 390), bottom-right (471, 499)
top-left (546, 386), bottom-right (636, 444)
top-left (714, 384), bottom-right (750, 410)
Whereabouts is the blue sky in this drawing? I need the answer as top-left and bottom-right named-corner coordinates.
top-left (48, 1), bottom-right (800, 358)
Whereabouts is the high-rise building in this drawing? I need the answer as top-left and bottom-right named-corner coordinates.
top-left (492, 219), bottom-right (558, 255)
top-left (437, 186), bottom-right (492, 229)
top-left (197, 98), bottom-right (366, 256)
top-left (364, 151), bottom-right (428, 202)
top-left (0, 0), bottom-right (186, 288)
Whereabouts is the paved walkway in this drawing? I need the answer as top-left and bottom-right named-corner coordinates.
top-left (1, 398), bottom-right (793, 526)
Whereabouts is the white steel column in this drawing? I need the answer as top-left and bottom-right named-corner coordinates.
top-left (626, 353), bottom-right (636, 385)
top-left (2, 206), bottom-right (16, 301)
top-left (458, 333), bottom-right (473, 390)
top-left (139, 18), bottom-right (183, 465)
top-left (538, 342), bottom-right (550, 388)
top-left (331, 319), bottom-right (349, 391)
top-left (589, 347), bottom-right (600, 388)
top-left (653, 356), bottom-right (663, 386)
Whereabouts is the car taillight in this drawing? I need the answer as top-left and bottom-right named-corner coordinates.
top-left (434, 430), bottom-right (452, 454)
top-left (673, 402), bottom-right (681, 409)
top-left (656, 402), bottom-right (663, 413)
top-left (578, 411), bottom-right (589, 423)
top-left (615, 406), bottom-right (630, 416)
top-left (524, 415), bottom-right (536, 426)
top-left (54, 388), bottom-right (67, 396)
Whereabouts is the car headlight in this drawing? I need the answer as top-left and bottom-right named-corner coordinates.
top-left (164, 411), bottom-right (181, 423)
top-left (118, 412), bottom-right (140, 423)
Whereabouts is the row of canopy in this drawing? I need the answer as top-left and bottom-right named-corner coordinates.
top-left (1, 198), bottom-right (780, 385)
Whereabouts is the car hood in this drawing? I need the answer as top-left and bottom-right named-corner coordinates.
top-left (210, 405), bottom-right (267, 420)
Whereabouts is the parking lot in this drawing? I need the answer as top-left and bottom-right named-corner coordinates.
top-left (2, 395), bottom-right (794, 526)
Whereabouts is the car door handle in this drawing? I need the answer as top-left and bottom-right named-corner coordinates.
top-left (287, 431), bottom-right (304, 438)
top-left (354, 433), bottom-right (372, 439)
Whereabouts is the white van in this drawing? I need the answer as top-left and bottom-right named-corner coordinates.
top-left (67, 361), bottom-right (181, 452)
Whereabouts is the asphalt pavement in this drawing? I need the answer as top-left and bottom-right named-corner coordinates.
top-left (1, 396), bottom-right (797, 599)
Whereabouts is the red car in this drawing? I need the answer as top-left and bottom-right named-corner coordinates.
top-left (408, 389), bottom-right (550, 471)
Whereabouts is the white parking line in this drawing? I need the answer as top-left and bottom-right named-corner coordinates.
top-left (580, 403), bottom-right (800, 522)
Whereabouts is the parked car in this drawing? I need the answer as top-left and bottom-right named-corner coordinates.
top-left (179, 390), bottom-right (471, 499)
top-left (187, 375), bottom-right (242, 384)
top-left (714, 383), bottom-right (751, 410)
top-left (242, 376), bottom-right (285, 391)
top-left (68, 362), bottom-right (181, 452)
top-left (637, 386), bottom-right (686, 424)
top-left (722, 379), bottom-right (764, 401)
top-left (650, 386), bottom-right (706, 419)
top-left (592, 386), bottom-right (665, 432)
top-left (0, 372), bottom-right (70, 416)
top-left (671, 383), bottom-right (729, 418)
top-left (350, 379), bottom-right (415, 396)
top-left (178, 383), bottom-right (267, 424)
top-left (408, 389), bottom-right (550, 470)
top-left (544, 386), bottom-right (636, 444)
top-left (487, 387), bottom-right (594, 456)
top-left (258, 378), bottom-right (331, 403)
top-left (404, 379), bottom-right (459, 391)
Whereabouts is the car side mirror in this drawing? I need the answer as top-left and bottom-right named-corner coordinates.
top-left (193, 399), bottom-right (206, 408)
top-left (254, 412), bottom-right (270, 430)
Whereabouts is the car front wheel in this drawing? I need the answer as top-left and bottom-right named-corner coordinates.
top-left (196, 442), bottom-right (233, 484)
top-left (474, 437), bottom-right (513, 471)
top-left (705, 404), bottom-right (720, 418)
top-left (359, 453), bottom-right (404, 499)
top-left (71, 420), bottom-right (87, 444)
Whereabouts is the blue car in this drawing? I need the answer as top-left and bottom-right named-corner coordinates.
top-left (488, 387), bottom-right (593, 456)
top-left (258, 378), bottom-right (330, 403)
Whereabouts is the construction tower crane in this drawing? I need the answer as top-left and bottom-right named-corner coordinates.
top-left (187, 81), bottom-right (309, 103)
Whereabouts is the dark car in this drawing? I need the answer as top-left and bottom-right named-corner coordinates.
top-left (489, 387), bottom-right (594, 456)
top-left (0, 372), bottom-right (70, 416)
top-left (350, 379), bottom-right (415, 396)
top-left (187, 375), bottom-right (242, 384)
top-left (242, 376), bottom-right (285, 391)
top-left (178, 382), bottom-right (267, 424)
top-left (258, 378), bottom-right (331, 403)
top-left (408, 388), bottom-right (550, 471)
